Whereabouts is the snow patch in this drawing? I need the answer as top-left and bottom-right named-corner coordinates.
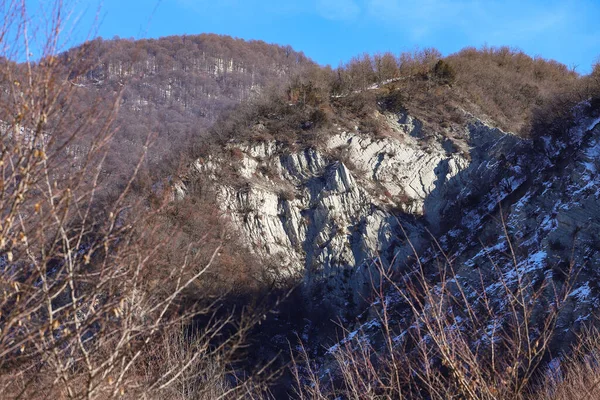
top-left (570, 282), bottom-right (591, 302)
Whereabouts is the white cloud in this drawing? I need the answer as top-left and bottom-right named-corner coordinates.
top-left (366, 0), bottom-right (588, 44)
top-left (316, 0), bottom-right (361, 21)
top-left (366, 0), bottom-right (477, 39)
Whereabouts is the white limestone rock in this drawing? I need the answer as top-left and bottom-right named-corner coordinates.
top-left (179, 111), bottom-right (516, 283)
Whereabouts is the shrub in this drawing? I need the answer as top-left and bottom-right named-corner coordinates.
top-left (0, 3), bottom-right (268, 398)
top-left (379, 89), bottom-right (406, 113)
top-left (279, 189), bottom-right (295, 201)
top-left (231, 147), bottom-right (245, 160)
top-left (292, 222), bottom-right (578, 399)
top-left (433, 59), bottom-right (457, 85)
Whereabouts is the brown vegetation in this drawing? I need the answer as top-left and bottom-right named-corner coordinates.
top-left (292, 220), bottom-right (581, 399)
top-left (54, 28), bottom-right (315, 195)
top-left (2, 1), bottom-right (600, 398)
top-left (193, 45), bottom-right (589, 164)
top-left (0, 2), bottom-right (272, 398)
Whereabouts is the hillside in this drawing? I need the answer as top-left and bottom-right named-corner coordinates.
top-left (173, 48), bottom-right (600, 397)
top-left (3, 13), bottom-right (600, 397)
top-left (56, 34), bottom-right (314, 184)
top-left (177, 47), bottom-right (591, 288)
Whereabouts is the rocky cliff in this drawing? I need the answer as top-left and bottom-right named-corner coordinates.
top-left (166, 59), bottom-right (600, 394)
top-left (319, 100), bottom-right (600, 365)
top-left (177, 106), bottom-right (538, 310)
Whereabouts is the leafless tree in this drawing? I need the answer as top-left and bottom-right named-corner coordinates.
top-left (0, 1), bottom-right (268, 398)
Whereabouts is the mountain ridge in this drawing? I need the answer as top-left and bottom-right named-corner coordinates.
top-left (3, 25), bottom-right (600, 397)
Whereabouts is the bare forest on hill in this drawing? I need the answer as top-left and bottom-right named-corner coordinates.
top-left (2, 0), bottom-right (600, 398)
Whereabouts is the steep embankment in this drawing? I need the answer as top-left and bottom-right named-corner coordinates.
top-left (178, 87), bottom-right (600, 345)
top-left (322, 99), bottom-right (600, 370)
top-left (177, 101), bottom-right (532, 312)
top-left (172, 48), bottom-right (585, 310)
top-left (167, 47), bottom-right (600, 395)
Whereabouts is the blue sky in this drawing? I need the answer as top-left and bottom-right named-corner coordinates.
top-left (27, 0), bottom-right (600, 73)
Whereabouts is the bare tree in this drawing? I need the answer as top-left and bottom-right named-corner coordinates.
top-left (0, 2), bottom-right (268, 398)
top-left (292, 216), bottom-right (577, 399)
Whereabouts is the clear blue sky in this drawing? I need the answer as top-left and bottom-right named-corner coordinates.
top-left (27, 0), bottom-right (600, 73)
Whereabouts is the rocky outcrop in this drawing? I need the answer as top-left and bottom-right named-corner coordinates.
top-left (177, 98), bottom-right (600, 382)
top-left (179, 111), bottom-right (524, 302)
top-left (323, 100), bottom-right (600, 363)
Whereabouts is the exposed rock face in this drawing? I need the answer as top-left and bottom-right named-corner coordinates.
top-left (212, 140), bottom-right (394, 281)
top-left (434, 106), bottom-right (600, 334)
top-left (178, 97), bottom-right (600, 380)
top-left (179, 110), bottom-right (529, 310)
top-left (322, 101), bottom-right (600, 362)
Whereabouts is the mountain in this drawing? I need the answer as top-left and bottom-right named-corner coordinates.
top-left (0, 33), bottom-right (315, 398)
top-left (58, 34), bottom-right (314, 183)
top-left (305, 98), bottom-right (600, 399)
top-left (4, 23), bottom-right (600, 397)
top-left (172, 46), bottom-right (600, 396)
top-left (175, 47), bottom-right (589, 304)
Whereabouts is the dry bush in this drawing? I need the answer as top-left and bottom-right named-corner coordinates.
top-left (205, 45), bottom-right (590, 152)
top-left (532, 327), bottom-right (600, 400)
top-left (331, 46), bottom-right (582, 135)
top-left (293, 217), bottom-right (577, 399)
top-left (527, 67), bottom-right (600, 141)
top-left (154, 190), bottom-right (283, 298)
top-left (447, 46), bottom-right (579, 132)
top-left (0, 2), bottom-right (269, 398)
